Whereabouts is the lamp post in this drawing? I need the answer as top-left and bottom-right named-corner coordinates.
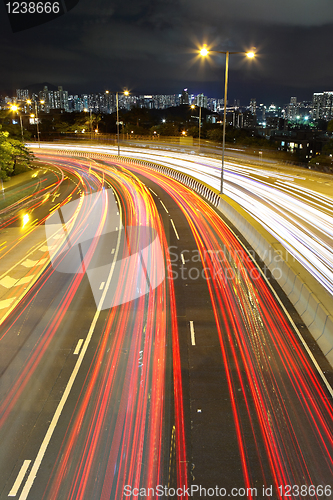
top-left (105, 90), bottom-right (129, 155)
top-left (191, 104), bottom-right (202, 152)
top-left (83, 108), bottom-right (93, 140)
top-left (9, 104), bottom-right (24, 142)
top-left (27, 99), bottom-right (44, 147)
top-left (200, 45), bottom-right (255, 194)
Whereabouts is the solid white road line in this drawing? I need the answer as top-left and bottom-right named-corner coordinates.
top-left (190, 321), bottom-right (196, 346)
top-left (73, 339), bottom-right (84, 355)
top-left (170, 219), bottom-right (179, 240)
top-left (8, 460), bottom-right (31, 497)
top-left (18, 188), bottom-right (123, 500)
top-left (181, 253), bottom-right (186, 265)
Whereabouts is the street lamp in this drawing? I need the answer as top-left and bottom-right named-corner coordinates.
top-left (200, 45), bottom-right (255, 193)
top-left (191, 104), bottom-right (202, 152)
top-left (84, 107), bottom-right (93, 140)
top-left (27, 99), bottom-right (44, 148)
top-left (10, 104), bottom-right (24, 142)
top-left (106, 90), bottom-right (129, 156)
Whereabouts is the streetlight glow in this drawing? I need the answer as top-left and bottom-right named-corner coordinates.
top-left (200, 45), bottom-right (209, 56)
top-left (246, 51), bottom-right (255, 58)
top-left (124, 90), bottom-right (129, 96)
top-left (10, 104), bottom-right (19, 112)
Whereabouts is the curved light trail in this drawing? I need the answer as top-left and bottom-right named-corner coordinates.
top-left (0, 150), bottom-right (332, 500)
top-left (119, 158), bottom-right (333, 498)
top-left (0, 155), bottom-right (188, 500)
top-left (30, 143), bottom-right (333, 297)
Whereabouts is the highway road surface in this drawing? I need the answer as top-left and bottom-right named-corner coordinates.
top-left (0, 152), bottom-right (332, 499)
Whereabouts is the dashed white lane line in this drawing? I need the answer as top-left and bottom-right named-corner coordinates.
top-left (181, 253), bottom-right (186, 265)
top-left (73, 339), bottom-right (84, 355)
top-left (111, 248), bottom-right (115, 255)
top-left (149, 188), bottom-right (158, 197)
top-left (8, 460), bottom-right (31, 497)
top-left (170, 219), bottom-right (179, 240)
top-left (190, 321), bottom-right (196, 346)
top-left (160, 200), bottom-right (169, 213)
top-left (0, 298), bottom-right (17, 310)
top-left (99, 281), bottom-right (105, 290)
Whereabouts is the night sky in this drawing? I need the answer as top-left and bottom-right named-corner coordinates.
top-left (1, 0), bottom-right (333, 105)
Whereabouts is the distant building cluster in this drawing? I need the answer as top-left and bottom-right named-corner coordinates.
top-left (1, 86), bottom-right (333, 127)
top-left (1, 86), bottom-right (225, 115)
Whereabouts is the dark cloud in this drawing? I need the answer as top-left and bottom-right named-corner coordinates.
top-left (1, 0), bottom-right (333, 104)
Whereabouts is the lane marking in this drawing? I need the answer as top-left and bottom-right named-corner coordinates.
top-left (149, 188), bottom-right (158, 196)
top-left (15, 276), bottom-right (34, 286)
top-left (73, 339), bottom-right (84, 355)
top-left (170, 219), bottom-right (179, 240)
top-left (0, 298), bottom-right (17, 310)
top-left (181, 253), bottom-right (186, 265)
top-left (190, 321), bottom-right (196, 345)
top-left (0, 276), bottom-right (18, 288)
top-left (111, 248), bottom-right (115, 255)
top-left (99, 281), bottom-right (105, 290)
top-left (20, 260), bottom-right (37, 268)
top-left (160, 200), bottom-right (169, 213)
top-left (18, 187), bottom-right (123, 500)
top-left (8, 460), bottom-right (31, 497)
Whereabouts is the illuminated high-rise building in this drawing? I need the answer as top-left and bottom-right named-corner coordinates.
top-left (312, 92), bottom-right (333, 120)
top-left (16, 89), bottom-right (29, 101)
top-left (180, 88), bottom-right (189, 105)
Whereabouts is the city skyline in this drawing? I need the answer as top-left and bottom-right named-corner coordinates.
top-left (4, 85), bottom-right (333, 123)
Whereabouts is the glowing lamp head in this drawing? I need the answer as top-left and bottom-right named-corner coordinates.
top-left (10, 105), bottom-right (19, 112)
top-left (191, 105), bottom-right (195, 109)
top-left (40, 100), bottom-right (45, 105)
top-left (22, 213), bottom-right (30, 227)
top-left (246, 51), bottom-right (255, 58)
top-left (26, 99), bottom-right (32, 104)
top-left (124, 90), bottom-right (129, 96)
top-left (200, 45), bottom-right (209, 57)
